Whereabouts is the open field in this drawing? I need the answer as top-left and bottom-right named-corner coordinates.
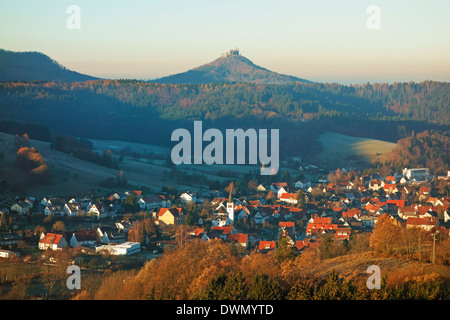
top-left (312, 132), bottom-right (397, 169)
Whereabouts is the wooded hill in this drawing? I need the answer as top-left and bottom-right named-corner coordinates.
top-left (0, 80), bottom-right (448, 167)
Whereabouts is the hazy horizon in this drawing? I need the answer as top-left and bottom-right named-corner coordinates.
top-left (1, 0), bottom-right (449, 84)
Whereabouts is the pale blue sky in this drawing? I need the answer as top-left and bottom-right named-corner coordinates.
top-left (1, 0), bottom-right (449, 83)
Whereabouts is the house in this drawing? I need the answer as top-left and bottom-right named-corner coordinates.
top-left (138, 195), bottom-right (171, 210)
top-left (188, 227), bottom-right (206, 239)
top-left (130, 190), bottom-right (144, 199)
top-left (295, 238), bottom-right (319, 252)
top-left (115, 220), bottom-right (133, 233)
top-left (10, 201), bottom-right (31, 215)
top-left (86, 202), bottom-right (107, 220)
top-left (342, 208), bottom-right (361, 219)
top-left (258, 241), bottom-right (277, 252)
top-left (180, 192), bottom-right (197, 204)
top-left (68, 230), bottom-right (98, 247)
top-left (365, 203), bottom-right (383, 215)
top-left (279, 193), bottom-right (298, 205)
top-left (398, 207), bottom-right (418, 220)
top-left (212, 214), bottom-right (229, 227)
top-left (235, 206), bottom-right (250, 221)
top-left (64, 203), bottom-right (84, 217)
top-left (279, 221), bottom-right (296, 246)
top-left (157, 207), bottom-right (185, 225)
top-left (306, 215), bottom-right (338, 236)
top-left (382, 184), bottom-right (398, 194)
top-left (44, 205), bottom-right (65, 217)
top-left (270, 183), bottom-right (288, 199)
top-left (385, 176), bottom-right (397, 184)
top-left (211, 225), bottom-right (236, 237)
top-left (386, 199), bottom-right (405, 208)
top-left (252, 210), bottom-right (270, 225)
top-left (39, 233), bottom-right (68, 251)
top-left (369, 179), bottom-right (382, 191)
top-left (356, 215), bottom-right (378, 229)
top-left (335, 226), bottom-right (352, 240)
top-left (406, 217), bottom-right (438, 231)
top-left (97, 227), bottom-right (126, 244)
top-left (226, 233), bottom-right (249, 248)
top-left (295, 181), bottom-right (311, 189)
top-left (41, 197), bottom-right (66, 208)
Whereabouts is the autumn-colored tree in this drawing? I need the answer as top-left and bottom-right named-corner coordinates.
top-left (52, 221), bottom-right (66, 232)
top-left (121, 239), bottom-right (237, 300)
top-left (143, 218), bottom-right (158, 240)
top-left (266, 190), bottom-right (276, 203)
top-left (296, 190), bottom-right (306, 208)
top-left (369, 213), bottom-right (402, 254)
top-left (127, 220), bottom-right (146, 244)
top-left (247, 180), bottom-right (258, 192)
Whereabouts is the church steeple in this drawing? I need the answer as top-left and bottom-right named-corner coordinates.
top-left (227, 182), bottom-right (234, 223)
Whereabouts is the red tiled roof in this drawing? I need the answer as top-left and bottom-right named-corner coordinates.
top-left (386, 199), bottom-right (405, 207)
top-left (258, 241), bottom-right (276, 250)
top-left (226, 233), bottom-right (248, 244)
top-left (343, 208), bottom-right (361, 218)
top-left (280, 193), bottom-right (297, 199)
top-left (279, 221), bottom-right (295, 228)
top-left (157, 207), bottom-right (183, 217)
top-left (39, 233), bottom-right (64, 245)
top-left (406, 216), bottom-right (437, 226)
top-left (312, 215), bottom-right (332, 224)
top-left (212, 225), bottom-right (233, 235)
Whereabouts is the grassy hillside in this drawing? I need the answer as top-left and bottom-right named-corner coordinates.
top-left (313, 132), bottom-right (397, 168)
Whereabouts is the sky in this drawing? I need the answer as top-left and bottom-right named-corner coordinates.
top-left (0, 0), bottom-right (449, 84)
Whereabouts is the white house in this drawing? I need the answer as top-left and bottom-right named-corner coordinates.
top-left (87, 203), bottom-right (107, 220)
top-left (10, 202), bottom-right (31, 215)
top-left (44, 205), bottom-right (65, 217)
top-left (64, 203), bottom-right (83, 217)
top-left (279, 193), bottom-right (298, 205)
top-left (180, 192), bottom-right (196, 204)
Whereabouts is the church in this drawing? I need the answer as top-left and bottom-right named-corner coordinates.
top-left (213, 188), bottom-right (235, 226)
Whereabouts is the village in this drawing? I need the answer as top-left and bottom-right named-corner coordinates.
top-left (0, 164), bottom-right (449, 274)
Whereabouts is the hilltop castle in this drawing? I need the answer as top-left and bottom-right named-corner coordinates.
top-left (222, 47), bottom-right (240, 57)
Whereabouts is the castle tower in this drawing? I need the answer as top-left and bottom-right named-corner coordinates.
top-left (227, 186), bottom-right (234, 223)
